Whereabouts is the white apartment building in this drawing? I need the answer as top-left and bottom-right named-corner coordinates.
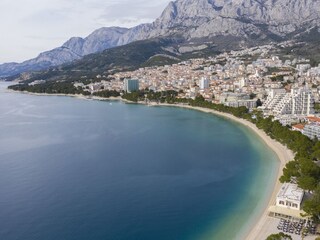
top-left (225, 100), bottom-right (257, 109)
top-left (262, 89), bottom-right (287, 111)
top-left (274, 115), bottom-right (300, 126)
top-left (302, 124), bottom-right (320, 139)
top-left (235, 77), bottom-right (247, 88)
top-left (296, 64), bottom-right (311, 73)
top-left (262, 87), bottom-right (314, 116)
top-left (123, 79), bottom-right (139, 93)
top-left (199, 77), bottom-right (209, 90)
top-left (219, 92), bottom-right (250, 104)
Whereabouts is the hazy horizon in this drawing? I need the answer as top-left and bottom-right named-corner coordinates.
top-left (0, 0), bottom-right (171, 64)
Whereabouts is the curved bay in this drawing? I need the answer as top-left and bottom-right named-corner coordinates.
top-left (0, 82), bottom-right (278, 240)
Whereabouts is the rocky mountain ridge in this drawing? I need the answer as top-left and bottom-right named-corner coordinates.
top-left (2, 0), bottom-right (320, 78)
top-left (120, 0), bottom-right (320, 43)
top-left (0, 27), bottom-right (129, 77)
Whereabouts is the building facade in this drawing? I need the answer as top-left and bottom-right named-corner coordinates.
top-left (199, 77), bottom-right (209, 90)
top-left (268, 183), bottom-right (306, 220)
top-left (262, 87), bottom-right (315, 117)
top-left (303, 124), bottom-right (320, 139)
top-left (219, 92), bottom-right (250, 104)
top-left (124, 79), bottom-right (139, 93)
top-left (225, 100), bottom-right (257, 109)
top-left (276, 183), bottom-right (304, 211)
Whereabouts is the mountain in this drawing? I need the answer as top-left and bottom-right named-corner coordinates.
top-left (2, 0), bottom-right (320, 78)
top-left (0, 27), bottom-right (129, 78)
top-left (119, 0), bottom-right (320, 43)
top-left (18, 38), bottom-right (186, 83)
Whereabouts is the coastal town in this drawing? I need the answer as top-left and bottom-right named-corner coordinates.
top-left (3, 0), bottom-right (320, 239)
top-left (64, 43), bottom-right (320, 240)
top-left (71, 42), bottom-right (320, 137)
top-left (23, 42), bottom-right (320, 240)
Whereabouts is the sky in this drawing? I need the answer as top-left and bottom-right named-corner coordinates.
top-left (0, 0), bottom-right (171, 64)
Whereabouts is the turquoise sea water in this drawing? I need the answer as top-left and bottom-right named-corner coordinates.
top-left (0, 82), bottom-right (278, 240)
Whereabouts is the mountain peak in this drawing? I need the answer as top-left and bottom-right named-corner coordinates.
top-left (62, 37), bottom-right (85, 56)
top-left (2, 0), bottom-right (320, 78)
top-left (137, 0), bottom-right (320, 40)
top-left (159, 1), bottom-right (178, 23)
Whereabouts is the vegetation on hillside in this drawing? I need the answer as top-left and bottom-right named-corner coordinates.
top-left (8, 81), bottom-right (90, 95)
top-left (122, 90), bottom-right (179, 103)
top-left (13, 38), bottom-right (184, 83)
top-left (277, 28), bottom-right (320, 67)
top-left (142, 55), bottom-right (180, 67)
top-left (93, 90), bottom-right (120, 98)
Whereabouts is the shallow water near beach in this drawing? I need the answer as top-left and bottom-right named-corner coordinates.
top-left (0, 82), bottom-right (278, 240)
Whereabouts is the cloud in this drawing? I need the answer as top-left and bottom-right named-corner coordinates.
top-left (0, 0), bottom-right (171, 63)
top-left (97, 0), bottom-right (170, 25)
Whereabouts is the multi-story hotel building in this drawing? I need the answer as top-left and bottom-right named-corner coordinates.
top-left (199, 77), bottom-right (210, 90)
top-left (262, 87), bottom-right (315, 116)
top-left (124, 79), bottom-right (139, 93)
top-left (303, 124), bottom-right (320, 139)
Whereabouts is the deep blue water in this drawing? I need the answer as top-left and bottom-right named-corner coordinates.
top-left (0, 82), bottom-right (278, 240)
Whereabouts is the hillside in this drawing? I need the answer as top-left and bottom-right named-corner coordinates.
top-left (20, 38), bottom-right (187, 83)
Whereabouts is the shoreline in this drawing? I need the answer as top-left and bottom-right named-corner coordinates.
top-left (5, 89), bottom-right (134, 103)
top-left (151, 103), bottom-right (294, 240)
top-left (6, 88), bottom-right (294, 239)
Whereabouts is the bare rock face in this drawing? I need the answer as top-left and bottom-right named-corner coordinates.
top-left (118, 0), bottom-right (320, 44)
top-left (62, 37), bottom-right (85, 56)
top-left (81, 27), bottom-right (129, 55)
top-left (2, 0), bottom-right (320, 77)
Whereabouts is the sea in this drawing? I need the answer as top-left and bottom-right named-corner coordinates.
top-left (0, 82), bottom-right (279, 240)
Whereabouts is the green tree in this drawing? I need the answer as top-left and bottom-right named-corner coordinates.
top-left (266, 232), bottom-right (292, 240)
top-left (295, 158), bottom-right (320, 191)
top-left (312, 141), bottom-right (320, 160)
top-left (194, 95), bottom-right (205, 103)
top-left (280, 160), bottom-right (300, 183)
top-left (303, 185), bottom-right (320, 222)
top-left (298, 176), bottom-right (318, 192)
top-left (256, 98), bottom-right (263, 107)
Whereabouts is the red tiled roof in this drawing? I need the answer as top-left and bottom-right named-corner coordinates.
top-left (292, 124), bottom-right (305, 130)
top-left (307, 116), bottom-right (320, 123)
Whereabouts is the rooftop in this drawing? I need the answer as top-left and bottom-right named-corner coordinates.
top-left (292, 124), bottom-right (305, 130)
top-left (277, 183), bottom-right (304, 203)
top-left (307, 116), bottom-right (320, 123)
